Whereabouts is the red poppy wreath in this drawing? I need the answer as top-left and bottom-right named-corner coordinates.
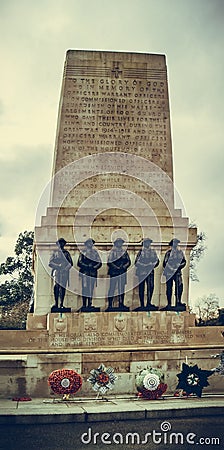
top-left (48, 369), bottom-right (82, 396)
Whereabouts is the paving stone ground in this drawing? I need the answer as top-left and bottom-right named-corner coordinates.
top-left (0, 395), bottom-right (223, 449)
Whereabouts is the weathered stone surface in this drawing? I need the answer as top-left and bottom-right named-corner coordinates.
top-left (0, 343), bottom-right (223, 398)
top-left (1, 399), bottom-right (224, 450)
top-left (11, 312), bottom-right (224, 350)
top-left (52, 50), bottom-right (173, 178)
top-left (26, 314), bottom-right (47, 330)
top-left (33, 50), bottom-right (197, 317)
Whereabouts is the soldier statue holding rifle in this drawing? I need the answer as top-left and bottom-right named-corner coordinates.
top-left (49, 238), bottom-right (73, 310)
top-left (107, 238), bottom-right (131, 311)
top-left (162, 238), bottom-right (186, 310)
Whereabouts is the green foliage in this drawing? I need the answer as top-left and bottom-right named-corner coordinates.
top-left (0, 231), bottom-right (34, 329)
top-left (0, 301), bottom-right (29, 330)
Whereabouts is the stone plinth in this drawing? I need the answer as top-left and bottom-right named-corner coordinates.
top-left (43, 311), bottom-right (195, 348)
top-left (1, 309), bottom-right (224, 398)
top-left (0, 321), bottom-right (223, 398)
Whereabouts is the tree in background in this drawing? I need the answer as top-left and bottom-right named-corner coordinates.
top-left (0, 231), bottom-right (34, 329)
top-left (194, 293), bottom-right (220, 325)
top-left (189, 226), bottom-right (206, 282)
top-left (188, 227), bottom-right (221, 326)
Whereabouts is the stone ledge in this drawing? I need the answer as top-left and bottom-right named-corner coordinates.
top-left (0, 342), bottom-right (224, 354)
top-left (0, 397), bottom-right (223, 425)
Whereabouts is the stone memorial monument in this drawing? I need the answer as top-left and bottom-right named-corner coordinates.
top-left (31, 50), bottom-right (197, 320)
top-left (2, 50), bottom-right (221, 399)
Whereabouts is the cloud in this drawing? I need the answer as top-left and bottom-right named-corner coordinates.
top-left (0, 145), bottom-right (51, 198)
top-left (0, 144), bottom-right (51, 259)
top-left (0, 100), bottom-right (4, 117)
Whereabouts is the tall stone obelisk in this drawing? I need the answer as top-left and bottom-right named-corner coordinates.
top-left (32, 50), bottom-right (197, 317)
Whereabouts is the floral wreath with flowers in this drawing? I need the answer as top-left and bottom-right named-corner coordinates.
top-left (87, 364), bottom-right (117, 396)
top-left (136, 368), bottom-right (167, 400)
top-left (48, 369), bottom-right (82, 399)
top-left (175, 363), bottom-right (213, 398)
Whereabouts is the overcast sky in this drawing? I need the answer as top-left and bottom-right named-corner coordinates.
top-left (0, 0), bottom-right (223, 306)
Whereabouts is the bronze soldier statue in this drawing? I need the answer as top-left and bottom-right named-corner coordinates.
top-left (162, 238), bottom-right (186, 310)
top-left (107, 238), bottom-right (131, 311)
top-left (135, 238), bottom-right (159, 310)
top-left (77, 238), bottom-right (102, 311)
top-left (49, 238), bottom-right (73, 309)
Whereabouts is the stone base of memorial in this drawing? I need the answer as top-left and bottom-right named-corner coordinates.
top-left (51, 306), bottom-right (71, 313)
top-left (0, 313), bottom-right (223, 398)
top-left (78, 306), bottom-right (101, 312)
top-left (134, 305), bottom-right (158, 311)
top-left (105, 305), bottom-right (130, 312)
top-left (161, 304), bottom-right (186, 312)
top-left (26, 310), bottom-right (196, 346)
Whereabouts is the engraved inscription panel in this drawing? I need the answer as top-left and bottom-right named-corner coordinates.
top-left (52, 51), bottom-right (174, 206)
top-left (48, 312), bottom-right (195, 348)
top-left (60, 173), bottom-right (169, 208)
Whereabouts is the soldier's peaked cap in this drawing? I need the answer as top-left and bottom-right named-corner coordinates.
top-left (142, 238), bottom-right (153, 244)
top-left (169, 238), bottom-right (180, 246)
top-left (84, 238), bottom-right (95, 245)
top-left (114, 238), bottom-right (125, 245)
top-left (56, 238), bottom-right (67, 246)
